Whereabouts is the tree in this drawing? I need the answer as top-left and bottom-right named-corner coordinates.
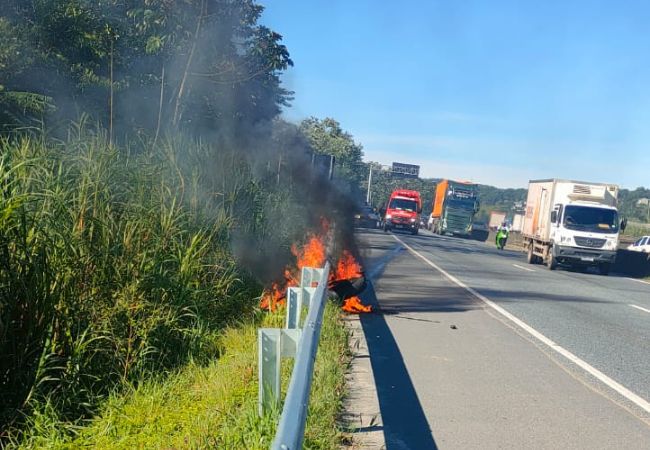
top-left (299, 117), bottom-right (365, 190)
top-left (0, 0), bottom-right (293, 138)
top-left (619, 187), bottom-right (650, 223)
top-left (0, 17), bottom-right (55, 129)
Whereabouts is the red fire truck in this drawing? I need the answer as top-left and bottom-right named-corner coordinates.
top-left (382, 189), bottom-right (422, 235)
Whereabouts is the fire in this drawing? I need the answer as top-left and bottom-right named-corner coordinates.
top-left (259, 282), bottom-right (285, 312)
top-left (260, 223), bottom-right (371, 314)
top-left (341, 297), bottom-right (371, 314)
top-left (293, 235), bottom-right (327, 272)
top-left (331, 250), bottom-right (372, 314)
top-left (334, 250), bottom-right (362, 280)
top-left (260, 231), bottom-right (327, 311)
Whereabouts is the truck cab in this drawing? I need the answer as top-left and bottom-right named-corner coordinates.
top-left (547, 202), bottom-right (620, 272)
top-left (429, 180), bottom-right (480, 236)
top-left (383, 189), bottom-right (422, 235)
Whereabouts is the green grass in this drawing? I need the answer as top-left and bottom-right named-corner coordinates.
top-left (0, 126), bottom-right (335, 443)
top-left (12, 303), bottom-right (349, 449)
top-left (623, 222), bottom-right (650, 239)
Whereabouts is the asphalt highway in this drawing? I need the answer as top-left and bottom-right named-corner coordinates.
top-left (355, 228), bottom-right (650, 449)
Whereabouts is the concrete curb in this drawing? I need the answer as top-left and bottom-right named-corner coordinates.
top-left (341, 314), bottom-right (386, 449)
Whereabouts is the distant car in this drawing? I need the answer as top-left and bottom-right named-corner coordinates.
top-left (472, 221), bottom-right (489, 232)
top-left (354, 206), bottom-right (380, 229)
top-left (628, 236), bottom-right (650, 253)
top-left (471, 221), bottom-right (490, 242)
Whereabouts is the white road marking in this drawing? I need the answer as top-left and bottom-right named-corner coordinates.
top-left (626, 277), bottom-right (650, 286)
top-left (391, 234), bottom-right (650, 415)
top-left (513, 264), bottom-right (536, 272)
top-left (629, 304), bottom-right (650, 314)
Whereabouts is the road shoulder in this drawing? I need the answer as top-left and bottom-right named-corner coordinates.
top-left (341, 313), bottom-right (386, 449)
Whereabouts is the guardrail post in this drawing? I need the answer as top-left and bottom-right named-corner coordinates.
top-left (258, 262), bottom-right (331, 448)
top-left (286, 287), bottom-right (316, 330)
top-left (258, 327), bottom-right (302, 416)
top-left (285, 287), bottom-right (302, 329)
top-left (300, 267), bottom-right (324, 289)
top-left (258, 328), bottom-right (281, 416)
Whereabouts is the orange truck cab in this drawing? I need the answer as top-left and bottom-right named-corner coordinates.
top-left (382, 189), bottom-right (422, 235)
top-left (428, 180), bottom-right (480, 236)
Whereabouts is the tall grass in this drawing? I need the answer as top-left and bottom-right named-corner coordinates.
top-left (0, 126), bottom-right (313, 439)
top-left (9, 303), bottom-right (349, 449)
top-left (622, 221), bottom-right (650, 239)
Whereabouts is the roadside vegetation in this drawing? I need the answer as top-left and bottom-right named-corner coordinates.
top-left (0, 127), bottom-right (348, 443)
top-left (621, 221), bottom-right (650, 240)
top-left (0, 1), bottom-right (363, 446)
top-left (8, 303), bottom-right (348, 449)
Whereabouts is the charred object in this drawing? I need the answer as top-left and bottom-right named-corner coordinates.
top-left (328, 274), bottom-right (367, 300)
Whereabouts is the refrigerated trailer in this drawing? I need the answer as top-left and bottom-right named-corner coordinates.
top-left (522, 179), bottom-right (625, 274)
top-left (511, 213), bottom-right (524, 233)
top-left (489, 211), bottom-right (507, 230)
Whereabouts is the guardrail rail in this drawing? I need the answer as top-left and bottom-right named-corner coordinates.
top-left (258, 262), bottom-right (331, 450)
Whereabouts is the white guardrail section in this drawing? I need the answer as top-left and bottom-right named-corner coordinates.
top-left (258, 262), bottom-right (331, 450)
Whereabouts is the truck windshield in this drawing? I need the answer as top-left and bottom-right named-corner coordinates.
top-left (389, 198), bottom-right (417, 212)
top-left (447, 198), bottom-right (476, 210)
top-left (563, 205), bottom-right (618, 233)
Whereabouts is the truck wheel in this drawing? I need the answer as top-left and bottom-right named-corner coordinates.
top-left (598, 263), bottom-right (611, 275)
top-left (527, 245), bottom-right (537, 264)
top-left (412, 228), bottom-right (419, 236)
top-left (547, 252), bottom-right (557, 270)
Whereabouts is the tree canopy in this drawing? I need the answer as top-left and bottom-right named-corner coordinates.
top-left (299, 117), bottom-right (366, 190)
top-left (0, 0), bottom-right (293, 136)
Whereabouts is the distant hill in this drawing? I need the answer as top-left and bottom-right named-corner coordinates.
top-left (475, 185), bottom-right (527, 222)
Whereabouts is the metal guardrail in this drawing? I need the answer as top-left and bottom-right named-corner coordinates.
top-left (258, 262), bottom-right (331, 450)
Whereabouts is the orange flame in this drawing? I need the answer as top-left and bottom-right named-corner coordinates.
top-left (333, 250), bottom-right (362, 280)
top-left (341, 296), bottom-right (372, 313)
top-left (260, 231), bottom-right (327, 311)
top-left (260, 222), bottom-right (371, 313)
top-left (330, 250), bottom-right (372, 314)
top-left (293, 235), bottom-right (327, 272)
top-left (259, 282), bottom-right (284, 312)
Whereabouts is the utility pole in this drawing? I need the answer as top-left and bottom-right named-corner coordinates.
top-left (366, 166), bottom-right (373, 204)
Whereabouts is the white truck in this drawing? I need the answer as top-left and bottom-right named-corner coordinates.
top-left (511, 213), bottom-right (524, 233)
top-left (522, 179), bottom-right (626, 275)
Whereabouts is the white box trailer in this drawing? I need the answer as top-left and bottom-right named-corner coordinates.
top-left (489, 211), bottom-right (506, 230)
top-left (522, 179), bottom-right (623, 274)
top-left (511, 213), bottom-right (524, 232)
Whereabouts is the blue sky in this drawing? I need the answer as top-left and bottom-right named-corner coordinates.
top-left (261, 1), bottom-right (650, 188)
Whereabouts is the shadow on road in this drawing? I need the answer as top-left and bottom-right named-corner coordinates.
top-left (359, 281), bottom-right (438, 450)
